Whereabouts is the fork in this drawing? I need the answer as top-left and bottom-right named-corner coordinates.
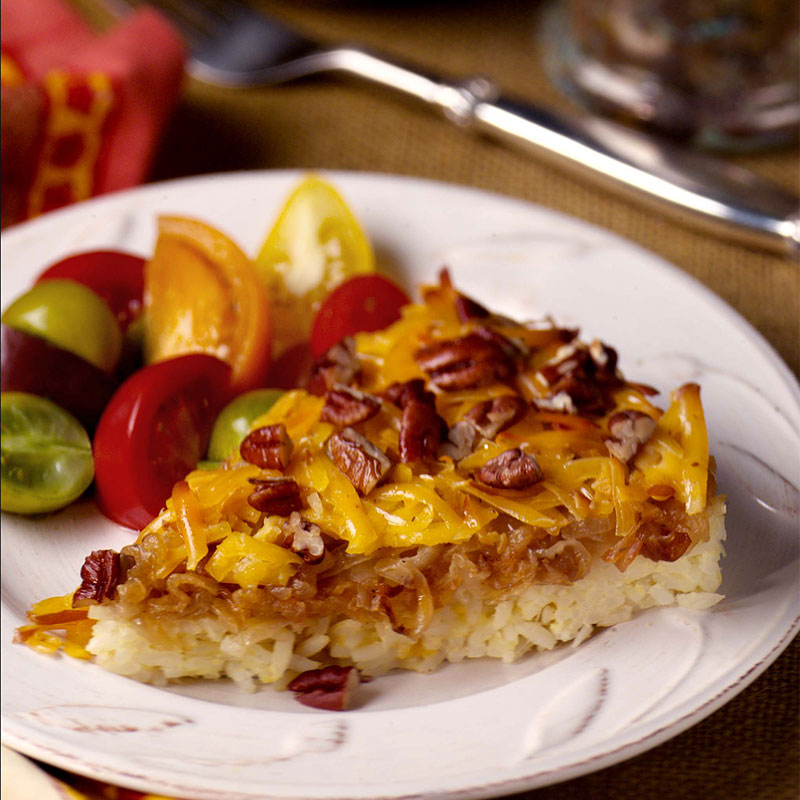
top-left (112, 0), bottom-right (799, 256)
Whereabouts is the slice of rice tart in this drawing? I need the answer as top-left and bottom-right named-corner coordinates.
top-left (19, 272), bottom-right (725, 702)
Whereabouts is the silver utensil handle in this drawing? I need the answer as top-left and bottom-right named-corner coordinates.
top-left (472, 96), bottom-right (800, 256)
top-left (331, 49), bottom-right (800, 257)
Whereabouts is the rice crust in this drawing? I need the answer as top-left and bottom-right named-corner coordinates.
top-left (86, 498), bottom-right (725, 691)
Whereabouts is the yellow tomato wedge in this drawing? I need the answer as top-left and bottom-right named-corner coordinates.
top-left (144, 215), bottom-right (272, 393)
top-left (256, 175), bottom-right (374, 357)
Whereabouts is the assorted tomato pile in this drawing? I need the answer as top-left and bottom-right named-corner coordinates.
top-left (0, 176), bottom-right (410, 528)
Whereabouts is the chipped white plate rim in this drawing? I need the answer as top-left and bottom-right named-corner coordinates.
top-left (2, 170), bottom-right (799, 800)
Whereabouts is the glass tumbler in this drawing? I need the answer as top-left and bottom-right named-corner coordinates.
top-left (543, 0), bottom-right (800, 150)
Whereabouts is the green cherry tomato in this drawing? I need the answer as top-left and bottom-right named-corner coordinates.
top-left (1, 392), bottom-right (95, 514)
top-left (208, 389), bottom-right (284, 461)
top-left (1, 279), bottom-right (122, 373)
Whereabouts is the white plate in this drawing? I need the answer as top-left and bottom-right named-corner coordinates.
top-left (2, 171), bottom-right (799, 800)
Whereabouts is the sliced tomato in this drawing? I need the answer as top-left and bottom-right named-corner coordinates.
top-left (256, 175), bottom-right (375, 358)
top-left (310, 274), bottom-right (410, 358)
top-left (93, 354), bottom-right (231, 530)
top-left (144, 216), bottom-right (272, 394)
top-left (36, 250), bottom-right (145, 332)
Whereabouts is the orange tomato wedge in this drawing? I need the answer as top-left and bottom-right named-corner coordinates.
top-left (144, 215), bottom-right (272, 393)
top-left (256, 175), bottom-right (374, 358)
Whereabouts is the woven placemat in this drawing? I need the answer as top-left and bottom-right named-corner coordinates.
top-left (51, 2), bottom-right (800, 798)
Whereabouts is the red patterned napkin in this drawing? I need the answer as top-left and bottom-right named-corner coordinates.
top-left (0, 0), bottom-right (185, 228)
top-left (1, 3), bottom-right (184, 789)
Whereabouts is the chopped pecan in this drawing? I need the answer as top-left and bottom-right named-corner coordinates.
top-left (321, 385), bottom-right (381, 426)
top-left (476, 448), bottom-right (544, 489)
top-left (240, 424), bottom-right (294, 470)
top-left (414, 330), bottom-right (516, 391)
top-left (384, 378), bottom-right (432, 408)
top-left (604, 410), bottom-right (657, 462)
top-left (308, 337), bottom-right (361, 396)
top-left (327, 427), bottom-right (393, 495)
top-left (464, 394), bottom-right (527, 439)
top-left (248, 477), bottom-right (304, 516)
top-left (283, 512), bottom-right (325, 564)
top-left (288, 665), bottom-right (361, 711)
top-left (535, 340), bottom-right (620, 415)
top-left (438, 419), bottom-right (478, 461)
top-left (558, 374), bottom-right (606, 413)
top-left (73, 550), bottom-right (121, 606)
top-left (399, 397), bottom-right (446, 463)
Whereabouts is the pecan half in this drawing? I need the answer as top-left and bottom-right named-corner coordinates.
top-left (288, 665), bottom-right (361, 711)
top-left (414, 330), bottom-right (516, 391)
top-left (240, 424), bottom-right (294, 470)
top-left (476, 448), bottom-right (544, 489)
top-left (399, 397), bottom-right (446, 463)
top-left (438, 419), bottom-right (478, 461)
top-left (308, 337), bottom-right (361, 396)
top-left (73, 550), bottom-right (121, 606)
top-left (605, 410), bottom-right (657, 463)
top-left (464, 394), bottom-right (527, 440)
top-left (327, 427), bottom-right (393, 495)
top-left (321, 385), bottom-right (381, 426)
top-left (248, 477), bottom-right (304, 516)
top-left (283, 512), bottom-right (325, 564)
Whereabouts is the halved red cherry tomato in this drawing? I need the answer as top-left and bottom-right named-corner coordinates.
top-left (310, 274), bottom-right (410, 358)
top-left (93, 354), bottom-right (231, 530)
top-left (36, 250), bottom-right (145, 332)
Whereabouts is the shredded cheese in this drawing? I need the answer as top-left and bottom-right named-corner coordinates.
top-left (130, 291), bottom-right (713, 588)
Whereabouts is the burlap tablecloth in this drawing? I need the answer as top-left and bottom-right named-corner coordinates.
top-left (44, 1), bottom-right (800, 798)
